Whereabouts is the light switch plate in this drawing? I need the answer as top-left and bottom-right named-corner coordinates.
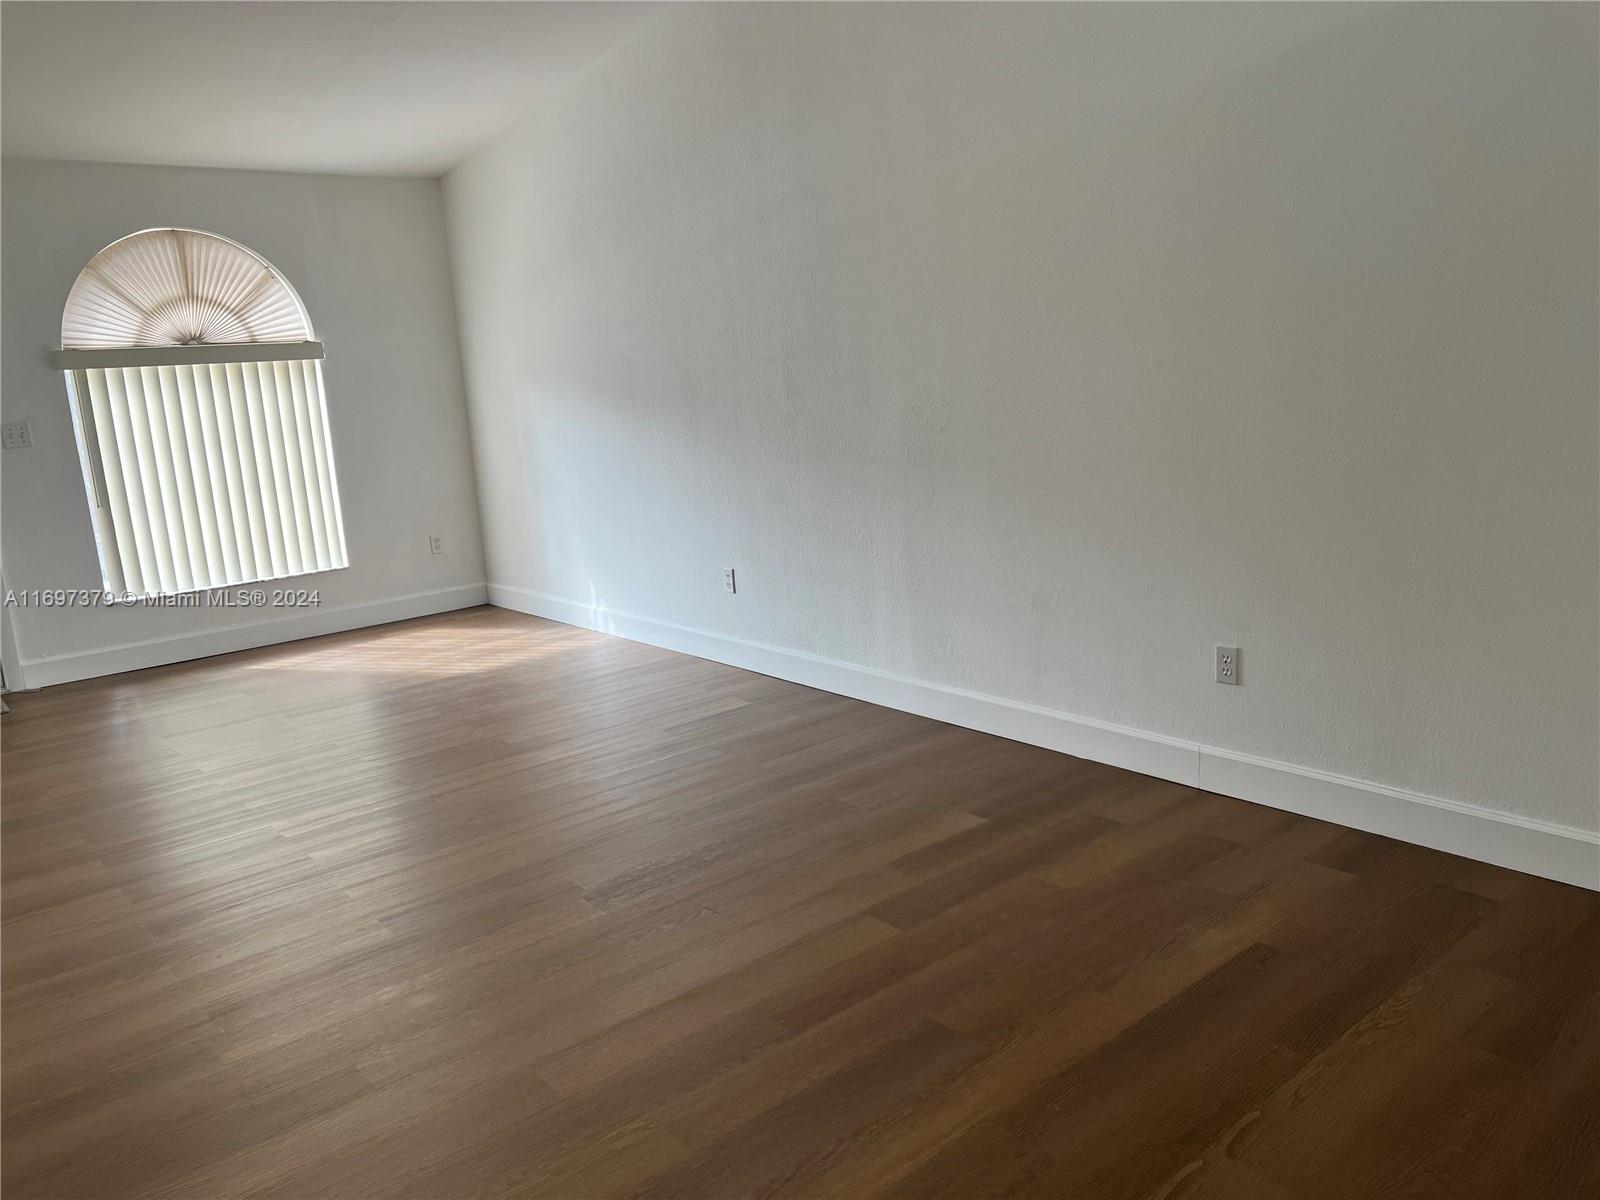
top-left (3, 422), bottom-right (32, 449)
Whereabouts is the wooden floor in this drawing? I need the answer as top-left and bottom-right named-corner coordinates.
top-left (3, 607), bottom-right (1596, 1199)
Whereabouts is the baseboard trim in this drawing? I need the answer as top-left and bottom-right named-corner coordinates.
top-left (1195, 748), bottom-right (1597, 891)
top-left (17, 583), bottom-right (489, 688)
top-left (489, 583), bottom-right (1599, 891)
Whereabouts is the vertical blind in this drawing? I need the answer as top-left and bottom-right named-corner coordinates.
top-left (64, 352), bottom-right (347, 597)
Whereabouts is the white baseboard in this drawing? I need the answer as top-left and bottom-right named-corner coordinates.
top-left (489, 583), bottom-right (1599, 891)
top-left (17, 583), bottom-right (488, 688)
top-left (491, 585), bottom-right (1197, 786)
top-left (1195, 748), bottom-right (1597, 891)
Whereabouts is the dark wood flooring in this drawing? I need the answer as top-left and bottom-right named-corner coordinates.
top-left (3, 606), bottom-right (1596, 1198)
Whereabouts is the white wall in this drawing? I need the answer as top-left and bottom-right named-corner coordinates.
top-left (2, 159), bottom-right (486, 681)
top-left (444, 1), bottom-right (1599, 845)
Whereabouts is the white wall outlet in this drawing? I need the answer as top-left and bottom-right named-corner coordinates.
top-left (1216, 645), bottom-right (1241, 685)
top-left (3, 422), bottom-right (32, 449)
top-left (723, 567), bottom-right (737, 594)
top-left (428, 534), bottom-right (444, 555)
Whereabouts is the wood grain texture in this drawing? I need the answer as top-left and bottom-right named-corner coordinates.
top-left (3, 607), bottom-right (1596, 1199)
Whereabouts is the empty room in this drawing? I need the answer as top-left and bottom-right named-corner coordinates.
top-left (2, 2), bottom-right (1596, 1197)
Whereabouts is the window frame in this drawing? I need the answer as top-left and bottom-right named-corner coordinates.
top-left (56, 229), bottom-right (349, 602)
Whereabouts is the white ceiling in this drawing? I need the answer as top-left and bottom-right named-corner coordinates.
top-left (1, 1), bottom-right (665, 177)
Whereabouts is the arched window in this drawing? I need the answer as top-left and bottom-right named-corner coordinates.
top-left (55, 228), bottom-right (347, 598)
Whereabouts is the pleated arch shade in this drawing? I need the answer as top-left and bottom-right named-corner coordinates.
top-left (61, 228), bottom-right (314, 349)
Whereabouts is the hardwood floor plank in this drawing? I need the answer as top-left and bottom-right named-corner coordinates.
top-left (636, 1019), bottom-right (982, 1200)
top-left (865, 811), bottom-right (1114, 930)
top-left (1270, 882), bottom-right (1495, 1058)
top-left (885, 943), bottom-right (1308, 1198)
top-left (3, 607), bottom-right (1595, 1199)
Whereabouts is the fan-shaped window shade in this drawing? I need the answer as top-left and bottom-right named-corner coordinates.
top-left (62, 228), bottom-right (313, 349)
top-left (55, 229), bottom-right (347, 598)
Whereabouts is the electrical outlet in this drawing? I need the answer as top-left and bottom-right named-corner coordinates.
top-left (3, 422), bottom-right (32, 449)
top-left (428, 535), bottom-right (444, 555)
top-left (1216, 646), bottom-right (1241, 685)
top-left (722, 567), bottom-right (736, 594)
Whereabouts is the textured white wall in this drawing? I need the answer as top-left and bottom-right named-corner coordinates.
top-left (2, 159), bottom-right (486, 663)
top-left (444, 3), bottom-right (1599, 832)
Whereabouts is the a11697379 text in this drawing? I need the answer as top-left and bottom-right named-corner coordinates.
top-left (4, 587), bottom-right (323, 609)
